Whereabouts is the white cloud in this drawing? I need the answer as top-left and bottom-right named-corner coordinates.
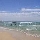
top-left (0, 11), bottom-right (7, 13)
top-left (21, 8), bottom-right (40, 12)
top-left (0, 9), bottom-right (40, 21)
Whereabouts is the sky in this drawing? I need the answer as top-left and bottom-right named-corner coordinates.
top-left (0, 0), bottom-right (40, 21)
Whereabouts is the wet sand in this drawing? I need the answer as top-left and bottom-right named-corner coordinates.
top-left (9, 30), bottom-right (40, 40)
top-left (0, 27), bottom-right (40, 40)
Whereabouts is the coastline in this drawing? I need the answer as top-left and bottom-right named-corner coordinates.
top-left (0, 26), bottom-right (40, 40)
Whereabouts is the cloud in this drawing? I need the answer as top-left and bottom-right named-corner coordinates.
top-left (21, 8), bottom-right (40, 12)
top-left (0, 11), bottom-right (7, 13)
top-left (0, 9), bottom-right (40, 22)
top-left (21, 8), bottom-right (40, 16)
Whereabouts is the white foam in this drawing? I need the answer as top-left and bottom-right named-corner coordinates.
top-left (24, 32), bottom-right (26, 33)
top-left (26, 33), bottom-right (40, 37)
top-left (34, 36), bottom-right (36, 37)
top-left (9, 29), bottom-right (14, 31)
top-left (19, 25), bottom-right (22, 26)
top-left (26, 33), bottom-right (29, 35)
top-left (26, 28), bottom-right (31, 30)
top-left (20, 30), bottom-right (23, 32)
top-left (37, 35), bottom-right (39, 37)
top-left (27, 34), bottom-right (29, 35)
top-left (16, 30), bottom-right (18, 31)
top-left (0, 27), bottom-right (4, 28)
top-left (32, 34), bottom-right (35, 37)
top-left (33, 25), bottom-right (36, 26)
top-left (31, 35), bottom-right (35, 36)
top-left (3, 28), bottom-right (8, 30)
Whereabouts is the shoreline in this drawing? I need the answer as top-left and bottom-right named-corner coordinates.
top-left (0, 26), bottom-right (40, 40)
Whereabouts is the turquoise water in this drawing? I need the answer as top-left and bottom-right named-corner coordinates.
top-left (0, 21), bottom-right (40, 35)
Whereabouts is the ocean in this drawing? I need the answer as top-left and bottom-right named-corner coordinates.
top-left (0, 21), bottom-right (40, 35)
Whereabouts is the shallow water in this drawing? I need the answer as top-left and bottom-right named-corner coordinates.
top-left (0, 21), bottom-right (40, 35)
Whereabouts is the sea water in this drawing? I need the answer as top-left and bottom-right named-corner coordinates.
top-left (0, 21), bottom-right (40, 35)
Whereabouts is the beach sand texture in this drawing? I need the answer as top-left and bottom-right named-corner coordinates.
top-left (0, 28), bottom-right (40, 40)
top-left (10, 30), bottom-right (40, 40)
top-left (0, 32), bottom-right (16, 40)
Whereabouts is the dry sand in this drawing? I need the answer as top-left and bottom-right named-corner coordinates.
top-left (0, 31), bottom-right (16, 40)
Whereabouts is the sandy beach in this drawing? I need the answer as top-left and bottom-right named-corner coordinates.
top-left (0, 27), bottom-right (40, 40)
top-left (0, 31), bottom-right (16, 40)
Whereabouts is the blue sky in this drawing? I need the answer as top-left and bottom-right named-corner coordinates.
top-left (0, 0), bottom-right (40, 12)
top-left (0, 0), bottom-right (40, 21)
